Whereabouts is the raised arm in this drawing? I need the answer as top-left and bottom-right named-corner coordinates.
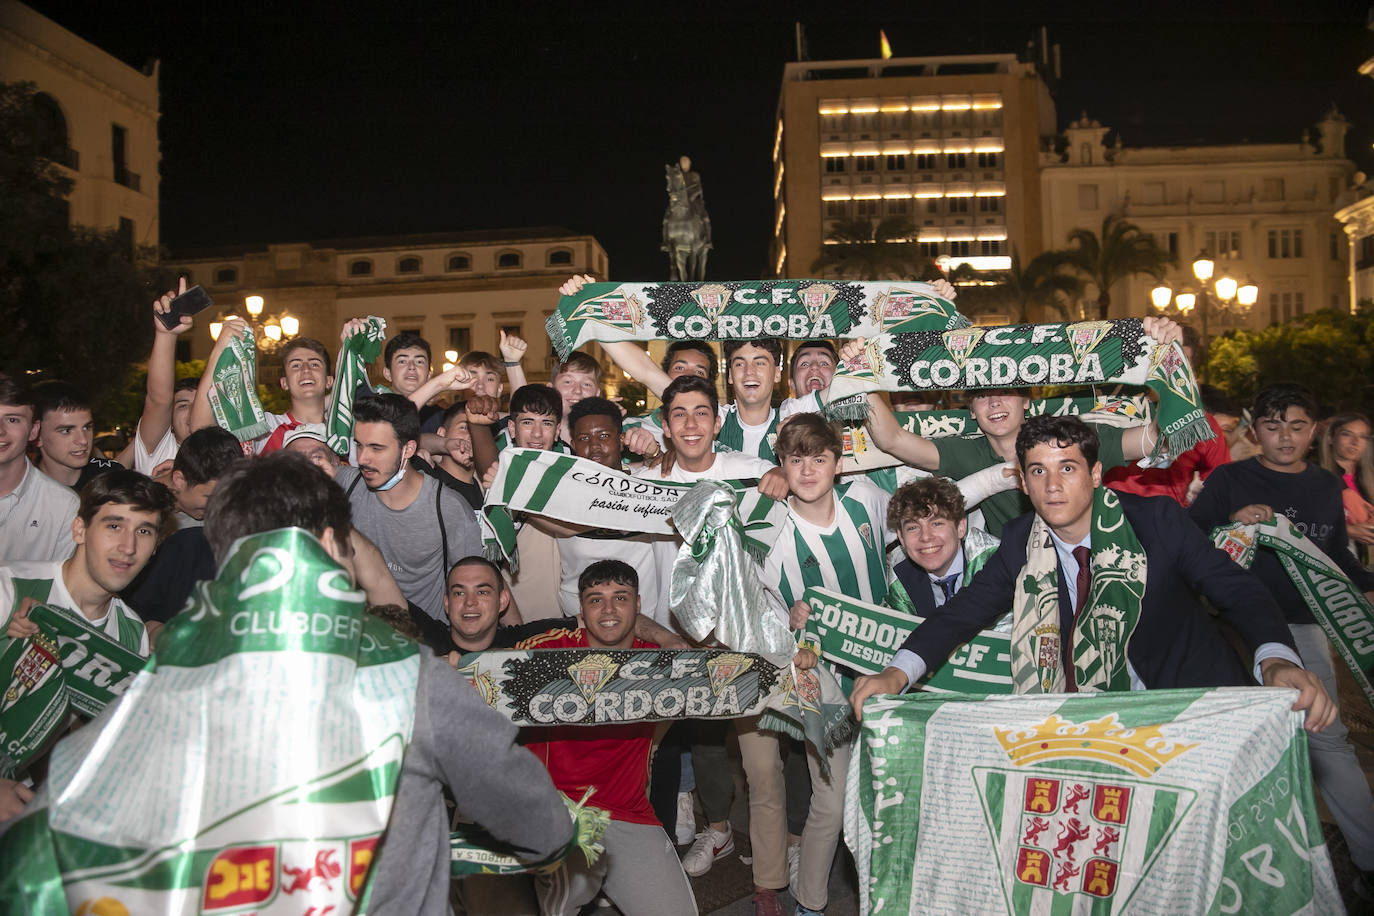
top-left (139, 278), bottom-right (194, 450)
top-left (465, 396), bottom-right (503, 478)
top-left (408, 364), bottom-right (473, 414)
top-left (499, 329), bottom-right (529, 391)
top-left (1121, 316), bottom-right (1185, 461)
top-left (864, 392), bottom-right (941, 470)
top-left (558, 274), bottom-right (671, 396)
top-left (189, 317), bottom-right (248, 433)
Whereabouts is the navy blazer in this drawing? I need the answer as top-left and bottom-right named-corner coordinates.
top-left (898, 491), bottom-right (1296, 689)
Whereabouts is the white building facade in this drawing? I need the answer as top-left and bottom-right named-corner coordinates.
top-left (1041, 110), bottom-right (1355, 330)
top-left (0, 0), bottom-right (160, 246)
top-left (167, 227), bottom-right (608, 383)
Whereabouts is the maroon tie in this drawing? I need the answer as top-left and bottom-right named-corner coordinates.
top-left (1065, 545), bottom-right (1092, 693)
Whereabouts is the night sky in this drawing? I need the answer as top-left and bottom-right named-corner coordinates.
top-left (23, 1), bottom-right (1374, 280)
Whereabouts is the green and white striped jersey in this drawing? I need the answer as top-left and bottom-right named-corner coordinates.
top-left (762, 477), bottom-right (892, 611)
top-left (0, 561), bottom-right (149, 656)
top-left (715, 392), bottom-right (823, 461)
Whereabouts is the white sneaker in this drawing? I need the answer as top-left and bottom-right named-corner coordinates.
top-left (787, 842), bottom-right (802, 893)
top-left (675, 791), bottom-right (696, 845)
top-left (681, 825), bottom-right (735, 876)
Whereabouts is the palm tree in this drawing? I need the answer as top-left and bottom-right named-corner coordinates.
top-left (1064, 214), bottom-right (1176, 320)
top-left (1004, 248), bottom-right (1086, 323)
top-left (810, 217), bottom-right (931, 280)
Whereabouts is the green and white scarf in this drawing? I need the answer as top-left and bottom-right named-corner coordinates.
top-left (803, 586), bottom-right (1013, 692)
top-left (826, 318), bottom-right (1211, 459)
top-left (1214, 517), bottom-right (1374, 710)
top-left (451, 790), bottom-right (608, 877)
top-left (546, 279), bottom-right (967, 361)
top-left (325, 315), bottom-right (387, 455)
top-left (480, 448), bottom-right (787, 569)
top-left (458, 645), bottom-right (854, 762)
top-left (0, 528), bottom-right (421, 913)
top-left (1009, 487), bottom-right (1146, 693)
top-left (206, 328), bottom-right (271, 442)
top-left (842, 395), bottom-right (1151, 474)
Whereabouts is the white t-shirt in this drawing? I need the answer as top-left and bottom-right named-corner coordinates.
top-left (132, 426), bottom-right (179, 476)
top-left (645, 451), bottom-right (777, 484)
top-left (556, 532), bottom-right (670, 626)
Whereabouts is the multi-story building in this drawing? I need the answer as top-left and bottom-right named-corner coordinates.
top-left (1042, 109), bottom-right (1356, 329)
top-left (770, 54), bottom-right (1058, 280)
top-left (166, 227), bottom-right (608, 384)
top-left (0, 0), bottom-right (160, 246)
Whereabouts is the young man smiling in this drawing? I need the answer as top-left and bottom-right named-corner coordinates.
top-left (519, 560), bottom-right (698, 916)
top-left (758, 414), bottom-right (883, 916)
top-left (885, 476), bottom-right (1001, 623)
top-left (852, 317), bottom-right (1185, 536)
top-left (850, 415), bottom-right (1332, 727)
top-left (33, 382), bottom-right (121, 491)
top-left (191, 319), bottom-right (337, 455)
top-left (1190, 383), bottom-right (1374, 893)
top-left (0, 374), bottom-right (80, 564)
top-left (3, 470), bottom-right (173, 656)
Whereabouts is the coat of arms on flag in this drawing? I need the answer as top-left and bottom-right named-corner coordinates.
top-left (691, 283), bottom-right (731, 320)
top-left (569, 287), bottom-right (646, 331)
top-left (975, 712), bottom-right (1197, 911)
top-left (1066, 320), bottom-right (1112, 364)
top-left (799, 283), bottom-right (837, 324)
top-left (705, 652), bottom-right (752, 696)
top-left (567, 653), bottom-right (619, 703)
top-left (942, 326), bottom-right (986, 369)
top-left (871, 286), bottom-right (944, 332)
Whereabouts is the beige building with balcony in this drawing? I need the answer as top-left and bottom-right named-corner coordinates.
top-left (166, 227), bottom-right (608, 383)
top-left (1041, 110), bottom-right (1355, 330)
top-left (0, 0), bottom-right (160, 246)
top-left (770, 53), bottom-right (1058, 280)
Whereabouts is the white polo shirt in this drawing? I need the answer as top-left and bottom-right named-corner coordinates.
top-left (0, 460), bottom-right (79, 564)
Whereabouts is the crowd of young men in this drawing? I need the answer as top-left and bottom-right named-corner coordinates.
top-left (1, 269), bottom-right (1373, 914)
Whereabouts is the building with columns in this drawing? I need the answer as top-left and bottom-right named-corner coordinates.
top-left (0, 0), bottom-right (160, 246)
top-left (165, 227), bottom-right (608, 384)
top-left (769, 53), bottom-right (1058, 280)
top-left (1041, 109), bottom-right (1356, 331)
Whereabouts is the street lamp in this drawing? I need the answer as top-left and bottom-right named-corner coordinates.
top-left (1174, 290), bottom-right (1196, 314)
top-left (280, 315), bottom-right (300, 337)
top-left (1150, 284), bottom-right (1173, 310)
top-left (1238, 281), bottom-right (1259, 309)
top-left (245, 295), bottom-right (264, 318)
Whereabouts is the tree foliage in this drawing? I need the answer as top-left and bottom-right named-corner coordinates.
top-left (810, 217), bottom-right (935, 280)
top-left (1205, 309), bottom-right (1374, 410)
top-left (1064, 214), bottom-right (1176, 320)
top-left (0, 81), bottom-right (169, 423)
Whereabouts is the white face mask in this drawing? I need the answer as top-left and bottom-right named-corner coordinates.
top-left (372, 461), bottom-right (407, 491)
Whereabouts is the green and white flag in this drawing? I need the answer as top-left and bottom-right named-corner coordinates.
top-left (325, 315), bottom-right (387, 455)
top-left (451, 790), bottom-right (608, 877)
top-left (546, 279), bottom-right (967, 361)
top-left (480, 448), bottom-right (787, 568)
top-left (826, 319), bottom-right (1212, 458)
top-left (1214, 517), bottom-right (1374, 709)
top-left (845, 688), bottom-right (1341, 915)
top-left (802, 587), bottom-right (1012, 692)
top-left (0, 528), bottom-right (421, 914)
top-left (0, 605), bottom-right (146, 777)
top-left (206, 329), bottom-right (271, 442)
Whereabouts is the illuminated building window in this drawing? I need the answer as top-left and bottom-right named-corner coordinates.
top-left (945, 153), bottom-right (968, 170)
top-left (854, 156), bottom-right (878, 172)
top-left (976, 151), bottom-right (1000, 169)
top-left (825, 158), bottom-right (847, 173)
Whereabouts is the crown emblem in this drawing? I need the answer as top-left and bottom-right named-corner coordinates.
top-left (994, 713), bottom-right (1196, 779)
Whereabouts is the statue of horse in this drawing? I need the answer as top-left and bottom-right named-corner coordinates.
top-left (662, 158), bottom-right (712, 281)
